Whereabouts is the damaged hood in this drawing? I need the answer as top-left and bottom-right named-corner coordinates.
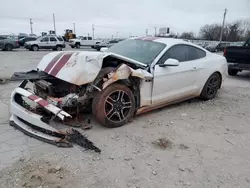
top-left (37, 51), bottom-right (148, 86)
top-left (37, 51), bottom-right (104, 85)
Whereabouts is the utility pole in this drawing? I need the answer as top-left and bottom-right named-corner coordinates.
top-left (53, 13), bottom-right (56, 34)
top-left (154, 27), bottom-right (157, 36)
top-left (145, 29), bottom-right (148, 36)
top-left (73, 22), bottom-right (76, 34)
top-left (92, 24), bottom-right (95, 40)
top-left (30, 18), bottom-right (33, 34)
top-left (219, 8), bottom-right (228, 42)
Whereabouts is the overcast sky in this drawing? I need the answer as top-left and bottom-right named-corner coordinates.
top-left (0, 0), bottom-right (249, 37)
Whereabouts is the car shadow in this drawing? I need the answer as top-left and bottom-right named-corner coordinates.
top-left (229, 71), bottom-right (250, 81)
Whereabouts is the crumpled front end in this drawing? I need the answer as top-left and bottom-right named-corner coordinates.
top-left (10, 80), bottom-right (73, 147)
top-left (9, 80), bottom-right (101, 152)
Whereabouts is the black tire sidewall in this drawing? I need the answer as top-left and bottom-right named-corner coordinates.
top-left (32, 45), bottom-right (38, 51)
top-left (76, 43), bottom-right (80, 48)
top-left (56, 46), bottom-right (62, 51)
top-left (6, 44), bottom-right (13, 51)
top-left (92, 84), bottom-right (136, 128)
top-left (200, 73), bottom-right (221, 100)
top-left (228, 68), bottom-right (238, 76)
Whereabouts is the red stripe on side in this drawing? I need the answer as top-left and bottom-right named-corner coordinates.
top-left (50, 53), bottom-right (73, 76)
top-left (37, 100), bottom-right (49, 107)
top-left (44, 52), bottom-right (64, 73)
top-left (28, 95), bottom-right (39, 101)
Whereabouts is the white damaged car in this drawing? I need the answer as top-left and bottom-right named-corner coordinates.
top-left (10, 37), bottom-right (227, 144)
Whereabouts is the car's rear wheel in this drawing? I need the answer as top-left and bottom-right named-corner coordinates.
top-left (32, 45), bottom-right (39, 51)
top-left (200, 73), bottom-right (221, 100)
top-left (56, 45), bottom-right (62, 51)
top-left (92, 84), bottom-right (135, 128)
top-left (5, 44), bottom-right (13, 51)
top-left (71, 46), bottom-right (75, 48)
top-left (228, 68), bottom-right (238, 76)
top-left (76, 43), bottom-right (80, 48)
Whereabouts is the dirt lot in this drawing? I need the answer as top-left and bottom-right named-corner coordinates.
top-left (1, 48), bottom-right (250, 188)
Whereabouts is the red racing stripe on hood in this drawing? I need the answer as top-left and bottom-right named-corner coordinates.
top-left (44, 52), bottom-right (64, 73)
top-left (49, 53), bottom-right (74, 76)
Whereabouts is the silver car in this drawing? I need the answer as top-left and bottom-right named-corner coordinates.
top-left (0, 35), bottom-right (20, 51)
top-left (24, 35), bottom-right (66, 51)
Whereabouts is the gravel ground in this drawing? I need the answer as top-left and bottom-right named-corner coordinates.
top-left (0, 48), bottom-right (250, 188)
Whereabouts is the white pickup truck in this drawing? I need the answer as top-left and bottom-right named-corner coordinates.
top-left (68, 36), bottom-right (101, 48)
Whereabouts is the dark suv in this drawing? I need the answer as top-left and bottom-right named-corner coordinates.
top-left (18, 36), bottom-right (37, 46)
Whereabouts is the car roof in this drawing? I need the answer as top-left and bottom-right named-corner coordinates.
top-left (131, 36), bottom-right (205, 50)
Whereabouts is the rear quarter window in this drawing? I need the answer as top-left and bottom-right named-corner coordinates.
top-left (187, 46), bottom-right (206, 61)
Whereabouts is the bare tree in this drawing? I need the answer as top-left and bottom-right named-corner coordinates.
top-left (199, 24), bottom-right (222, 41)
top-left (180, 32), bottom-right (195, 39)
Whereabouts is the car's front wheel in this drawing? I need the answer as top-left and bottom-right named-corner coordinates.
top-left (31, 45), bottom-right (39, 51)
top-left (56, 45), bottom-right (62, 51)
top-left (200, 73), bottom-right (221, 100)
top-left (5, 44), bottom-right (13, 51)
top-left (92, 84), bottom-right (136, 128)
top-left (75, 43), bottom-right (80, 48)
top-left (228, 68), bottom-right (238, 76)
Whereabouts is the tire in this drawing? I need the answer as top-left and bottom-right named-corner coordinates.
top-left (56, 45), bottom-right (62, 51)
top-left (71, 46), bottom-right (75, 48)
top-left (228, 68), bottom-right (238, 76)
top-left (92, 83), bottom-right (136, 128)
top-left (200, 73), bottom-right (221, 100)
top-left (5, 44), bottom-right (13, 51)
top-left (31, 45), bottom-right (39, 51)
top-left (76, 43), bottom-right (80, 49)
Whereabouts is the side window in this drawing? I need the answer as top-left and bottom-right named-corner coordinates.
top-left (41, 37), bottom-right (49, 42)
top-left (158, 45), bottom-right (188, 64)
top-left (57, 37), bottom-right (63, 41)
top-left (187, 46), bottom-right (206, 61)
top-left (0, 36), bottom-right (5, 40)
top-left (50, 37), bottom-right (57, 42)
top-left (87, 37), bottom-right (92, 40)
top-left (82, 37), bottom-right (87, 40)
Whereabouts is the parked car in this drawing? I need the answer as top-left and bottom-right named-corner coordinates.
top-left (0, 35), bottom-right (20, 51)
top-left (224, 37), bottom-right (250, 76)
top-left (94, 39), bottom-right (119, 51)
top-left (24, 35), bottom-right (65, 51)
top-left (68, 36), bottom-right (101, 48)
top-left (10, 36), bottom-right (227, 146)
top-left (18, 36), bottom-right (37, 46)
top-left (205, 42), bottom-right (230, 52)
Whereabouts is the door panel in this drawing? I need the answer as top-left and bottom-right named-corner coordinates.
top-left (152, 62), bottom-right (196, 105)
top-left (38, 37), bottom-right (49, 49)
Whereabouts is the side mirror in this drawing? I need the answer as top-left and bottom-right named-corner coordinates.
top-left (100, 47), bottom-right (108, 52)
top-left (159, 58), bottom-right (180, 67)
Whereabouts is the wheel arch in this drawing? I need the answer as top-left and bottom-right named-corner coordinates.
top-left (213, 71), bottom-right (222, 88)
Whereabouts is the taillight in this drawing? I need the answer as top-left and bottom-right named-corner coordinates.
top-left (223, 48), bottom-right (226, 56)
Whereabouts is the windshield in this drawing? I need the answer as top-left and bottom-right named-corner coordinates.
top-left (107, 39), bottom-right (166, 65)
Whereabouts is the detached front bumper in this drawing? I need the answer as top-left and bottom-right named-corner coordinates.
top-left (10, 80), bottom-right (72, 147)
